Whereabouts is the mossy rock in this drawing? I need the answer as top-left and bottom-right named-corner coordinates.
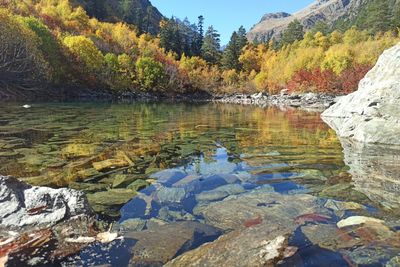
top-left (127, 179), bottom-right (150, 191)
top-left (69, 182), bottom-right (109, 193)
top-left (318, 183), bottom-right (371, 204)
top-left (86, 189), bottom-right (137, 217)
top-left (92, 158), bottom-right (129, 172)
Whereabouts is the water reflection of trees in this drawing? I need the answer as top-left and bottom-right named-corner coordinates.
top-left (0, 103), bottom-right (344, 187)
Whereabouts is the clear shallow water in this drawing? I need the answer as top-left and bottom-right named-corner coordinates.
top-left (1, 102), bottom-right (399, 266)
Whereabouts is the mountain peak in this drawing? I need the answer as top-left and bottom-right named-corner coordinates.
top-left (248, 0), bottom-right (366, 42)
top-left (260, 12), bottom-right (291, 23)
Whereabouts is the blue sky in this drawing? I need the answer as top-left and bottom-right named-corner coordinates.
top-left (151, 0), bottom-right (315, 44)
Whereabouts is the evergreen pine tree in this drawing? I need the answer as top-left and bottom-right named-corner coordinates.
top-left (365, 0), bottom-right (391, 34)
top-left (194, 15), bottom-right (204, 56)
top-left (237, 26), bottom-right (248, 49)
top-left (222, 26), bottom-right (248, 70)
top-left (281, 19), bottom-right (304, 45)
top-left (222, 31), bottom-right (239, 70)
top-left (201, 26), bottom-right (221, 64)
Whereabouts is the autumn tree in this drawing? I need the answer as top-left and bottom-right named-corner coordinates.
top-left (17, 16), bottom-right (65, 83)
top-left (135, 56), bottom-right (166, 91)
top-left (104, 53), bottom-right (135, 91)
top-left (0, 9), bottom-right (50, 93)
top-left (63, 35), bottom-right (104, 73)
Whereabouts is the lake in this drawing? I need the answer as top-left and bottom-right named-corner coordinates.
top-left (1, 102), bottom-right (399, 266)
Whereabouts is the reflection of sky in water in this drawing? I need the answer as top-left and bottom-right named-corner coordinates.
top-left (120, 146), bottom-right (306, 224)
top-left (4, 103), bottom-right (400, 266)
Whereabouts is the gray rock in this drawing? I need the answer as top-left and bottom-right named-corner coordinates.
top-left (302, 217), bottom-right (400, 266)
top-left (127, 179), bottom-right (149, 191)
top-left (86, 189), bottom-right (137, 216)
top-left (195, 190), bottom-right (229, 202)
top-left (324, 199), bottom-right (364, 211)
top-left (172, 174), bottom-right (202, 187)
top-left (150, 170), bottom-right (187, 185)
top-left (195, 184), bottom-right (245, 202)
top-left (301, 224), bottom-right (360, 251)
top-left (0, 176), bottom-right (91, 228)
top-left (119, 218), bottom-right (147, 232)
top-left (194, 186), bottom-right (329, 230)
top-left (215, 92), bottom-right (335, 111)
top-left (158, 207), bottom-right (196, 222)
top-left (146, 218), bottom-right (167, 229)
top-left (126, 221), bottom-right (222, 266)
top-left (156, 187), bottom-right (186, 203)
top-left (280, 89), bottom-right (289, 96)
top-left (165, 223), bottom-right (292, 267)
top-left (112, 174), bottom-right (136, 188)
top-left (387, 256), bottom-right (400, 267)
top-left (342, 246), bottom-right (398, 266)
top-left (322, 44), bottom-right (400, 145)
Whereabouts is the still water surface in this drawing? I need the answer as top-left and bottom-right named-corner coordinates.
top-left (0, 102), bottom-right (399, 266)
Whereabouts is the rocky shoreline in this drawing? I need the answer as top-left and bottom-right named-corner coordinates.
top-left (63, 90), bottom-right (343, 112)
top-left (1, 83), bottom-right (341, 112)
top-left (213, 90), bottom-right (341, 111)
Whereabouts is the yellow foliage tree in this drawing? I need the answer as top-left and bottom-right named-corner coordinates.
top-left (63, 35), bottom-right (104, 72)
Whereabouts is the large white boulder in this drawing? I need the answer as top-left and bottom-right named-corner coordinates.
top-left (322, 43), bottom-right (400, 145)
top-left (0, 176), bottom-right (91, 228)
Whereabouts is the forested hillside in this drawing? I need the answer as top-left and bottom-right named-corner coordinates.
top-left (0, 0), bottom-right (399, 99)
top-left (334, 0), bottom-right (400, 34)
top-left (73, 0), bottom-right (163, 34)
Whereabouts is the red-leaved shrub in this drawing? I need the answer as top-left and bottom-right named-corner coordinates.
top-left (287, 69), bottom-right (339, 93)
top-left (288, 65), bottom-right (372, 94)
top-left (339, 65), bottom-right (372, 94)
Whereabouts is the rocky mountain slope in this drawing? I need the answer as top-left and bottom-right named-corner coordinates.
top-left (248, 0), bottom-right (366, 42)
top-left (73, 0), bottom-right (163, 34)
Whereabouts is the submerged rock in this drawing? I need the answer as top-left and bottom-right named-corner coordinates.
top-left (302, 217), bottom-right (400, 266)
top-left (126, 221), bottom-right (222, 266)
top-left (195, 184), bottom-right (245, 202)
top-left (324, 199), bottom-right (364, 212)
top-left (337, 216), bottom-right (385, 228)
top-left (301, 224), bottom-right (361, 251)
top-left (127, 179), bottom-right (149, 191)
top-left (86, 189), bottom-right (137, 216)
top-left (150, 169), bottom-right (187, 185)
top-left (119, 218), bottom-right (147, 232)
top-left (92, 158), bottom-right (129, 172)
top-left (165, 223), bottom-right (292, 267)
top-left (387, 256), bottom-right (400, 267)
top-left (0, 176), bottom-right (91, 228)
top-left (322, 44), bottom-right (400, 145)
top-left (156, 187), bottom-right (186, 204)
top-left (158, 207), bottom-right (196, 222)
top-left (194, 186), bottom-right (330, 231)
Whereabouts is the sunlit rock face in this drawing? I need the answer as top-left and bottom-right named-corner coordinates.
top-left (322, 44), bottom-right (400, 145)
top-left (247, 0), bottom-right (365, 42)
top-left (341, 140), bottom-right (400, 210)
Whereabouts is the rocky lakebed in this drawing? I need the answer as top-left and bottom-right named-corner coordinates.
top-left (1, 45), bottom-right (400, 266)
